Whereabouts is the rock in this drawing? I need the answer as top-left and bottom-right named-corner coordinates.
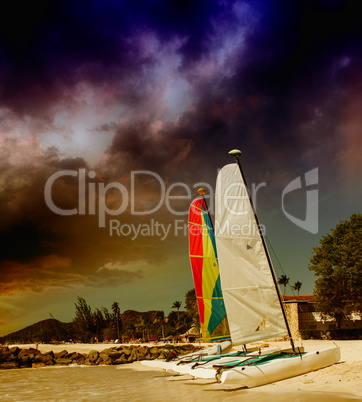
top-left (65, 352), bottom-right (77, 359)
top-left (121, 348), bottom-right (132, 356)
top-left (70, 353), bottom-right (86, 364)
top-left (32, 362), bottom-right (47, 368)
top-left (98, 353), bottom-right (112, 365)
top-left (34, 353), bottom-right (54, 365)
top-left (54, 358), bottom-right (73, 365)
top-left (0, 344), bottom-right (205, 369)
top-left (101, 349), bottom-right (123, 360)
top-left (0, 361), bottom-right (19, 369)
top-left (16, 348), bottom-right (40, 364)
top-left (17, 349), bottom-right (35, 364)
top-left (54, 350), bottom-right (68, 359)
top-left (115, 356), bottom-right (129, 365)
top-left (5, 353), bottom-right (17, 362)
top-left (88, 350), bottom-right (99, 364)
top-left (28, 348), bottom-right (41, 356)
top-left (128, 349), bottom-right (138, 362)
top-left (17, 349), bottom-right (28, 358)
top-left (0, 349), bottom-right (12, 362)
top-left (136, 346), bottom-right (148, 359)
top-left (158, 350), bottom-right (167, 359)
top-left (9, 347), bottom-right (21, 356)
top-left (19, 362), bottom-right (31, 368)
top-left (100, 348), bottom-right (114, 355)
top-left (149, 347), bottom-right (160, 358)
top-left (143, 354), bottom-right (154, 360)
top-left (139, 346), bottom-right (148, 354)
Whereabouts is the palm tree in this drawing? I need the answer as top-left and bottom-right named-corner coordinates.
top-left (111, 302), bottom-right (121, 340)
top-left (136, 315), bottom-right (146, 342)
top-left (153, 311), bottom-right (166, 340)
top-left (172, 301), bottom-right (182, 335)
top-left (127, 323), bottom-right (137, 341)
top-left (292, 281), bottom-right (303, 295)
top-left (277, 275), bottom-right (289, 295)
top-left (142, 313), bottom-right (152, 342)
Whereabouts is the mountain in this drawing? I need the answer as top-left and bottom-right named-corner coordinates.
top-left (0, 319), bottom-right (76, 344)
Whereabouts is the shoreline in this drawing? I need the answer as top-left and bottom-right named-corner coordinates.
top-left (4, 339), bottom-right (362, 397)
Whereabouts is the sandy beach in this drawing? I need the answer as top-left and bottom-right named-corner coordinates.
top-left (9, 339), bottom-right (361, 398)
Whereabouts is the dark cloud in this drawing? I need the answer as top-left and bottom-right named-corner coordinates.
top-left (0, 254), bottom-right (144, 296)
top-left (0, 137), bottom-right (187, 295)
top-left (0, 0), bottom-right (225, 116)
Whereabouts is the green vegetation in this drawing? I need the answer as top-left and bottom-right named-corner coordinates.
top-left (185, 288), bottom-right (199, 333)
top-left (0, 290), bottom-right (199, 344)
top-left (277, 274), bottom-right (290, 294)
top-left (309, 213), bottom-right (362, 328)
top-left (171, 300), bottom-right (182, 335)
top-left (292, 281), bottom-right (303, 295)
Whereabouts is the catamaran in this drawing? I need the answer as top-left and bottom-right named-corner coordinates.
top-left (188, 191), bottom-right (231, 343)
top-left (141, 149), bottom-right (340, 388)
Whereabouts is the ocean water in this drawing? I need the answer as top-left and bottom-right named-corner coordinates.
top-left (0, 364), bottom-right (358, 402)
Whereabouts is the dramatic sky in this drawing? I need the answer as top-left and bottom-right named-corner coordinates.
top-left (1, 1), bottom-right (361, 336)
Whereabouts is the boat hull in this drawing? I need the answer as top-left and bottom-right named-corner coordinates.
top-left (140, 340), bottom-right (232, 373)
top-left (219, 346), bottom-right (340, 388)
top-left (141, 345), bottom-right (281, 378)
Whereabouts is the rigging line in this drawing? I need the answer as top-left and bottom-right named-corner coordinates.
top-left (264, 234), bottom-right (296, 297)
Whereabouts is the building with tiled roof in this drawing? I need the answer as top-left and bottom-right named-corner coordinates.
top-left (281, 295), bottom-right (362, 340)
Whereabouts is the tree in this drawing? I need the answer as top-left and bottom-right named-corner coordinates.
top-left (185, 289), bottom-right (200, 332)
top-left (73, 297), bottom-right (95, 342)
top-left (172, 301), bottom-right (182, 317)
top-left (292, 281), bottom-right (303, 295)
top-left (111, 302), bottom-right (121, 340)
top-left (93, 308), bottom-right (106, 339)
top-left (153, 311), bottom-right (166, 340)
top-left (172, 301), bottom-right (182, 335)
top-left (136, 315), bottom-right (146, 342)
top-left (101, 306), bottom-right (111, 323)
top-left (277, 275), bottom-right (289, 294)
top-left (141, 312), bottom-right (152, 342)
top-left (309, 213), bottom-right (362, 328)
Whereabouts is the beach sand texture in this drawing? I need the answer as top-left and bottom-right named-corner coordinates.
top-left (10, 339), bottom-right (361, 398)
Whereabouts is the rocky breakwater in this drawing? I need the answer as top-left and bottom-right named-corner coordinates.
top-left (0, 344), bottom-right (204, 369)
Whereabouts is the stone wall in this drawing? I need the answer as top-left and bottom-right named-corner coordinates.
top-left (0, 344), bottom-right (204, 370)
top-left (284, 302), bottom-right (300, 341)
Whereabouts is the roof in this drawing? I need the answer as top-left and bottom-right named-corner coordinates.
top-left (281, 294), bottom-right (315, 303)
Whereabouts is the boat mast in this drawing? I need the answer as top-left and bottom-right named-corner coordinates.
top-left (197, 188), bottom-right (214, 231)
top-left (228, 149), bottom-right (296, 354)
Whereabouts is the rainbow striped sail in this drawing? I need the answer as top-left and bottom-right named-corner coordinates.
top-left (188, 198), bottom-right (230, 342)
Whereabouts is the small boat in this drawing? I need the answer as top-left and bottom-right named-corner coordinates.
top-left (211, 149), bottom-right (340, 387)
top-left (140, 339), bottom-right (233, 373)
top-left (163, 345), bottom-right (289, 379)
top-left (141, 149), bottom-right (340, 387)
top-left (216, 346), bottom-right (340, 387)
top-left (141, 193), bottom-right (233, 373)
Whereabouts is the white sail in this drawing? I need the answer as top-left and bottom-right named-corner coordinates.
top-left (215, 163), bottom-right (288, 345)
